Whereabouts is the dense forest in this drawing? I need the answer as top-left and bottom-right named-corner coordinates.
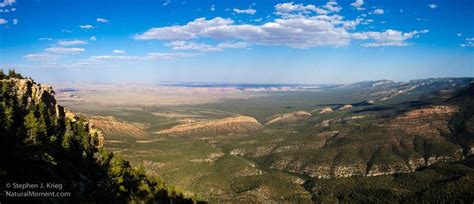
top-left (0, 69), bottom-right (202, 203)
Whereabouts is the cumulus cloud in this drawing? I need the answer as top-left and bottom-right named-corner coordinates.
top-left (233, 8), bottom-right (256, 15)
top-left (428, 4), bottom-right (438, 9)
top-left (79, 25), bottom-right (94, 29)
top-left (45, 47), bottom-right (85, 54)
top-left (113, 49), bottom-right (126, 54)
top-left (96, 18), bottom-right (109, 23)
top-left (274, 2), bottom-right (328, 15)
top-left (134, 2), bottom-right (428, 48)
top-left (350, 0), bottom-right (364, 9)
top-left (134, 16), bottom-right (354, 48)
top-left (12, 18), bottom-right (17, 24)
top-left (134, 17), bottom-right (234, 40)
top-left (373, 9), bottom-right (384, 15)
top-left (323, 1), bottom-right (342, 13)
top-left (210, 4), bottom-right (215, 11)
top-left (90, 36), bottom-right (96, 41)
top-left (58, 40), bottom-right (88, 46)
top-left (0, 18), bottom-right (6, 24)
top-left (0, 0), bottom-right (15, 8)
top-left (353, 29), bottom-right (429, 47)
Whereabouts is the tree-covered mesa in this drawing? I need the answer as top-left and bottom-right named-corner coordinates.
top-left (0, 69), bottom-right (202, 203)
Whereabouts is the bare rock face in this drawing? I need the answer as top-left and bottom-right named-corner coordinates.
top-left (337, 104), bottom-right (353, 110)
top-left (155, 116), bottom-right (262, 135)
top-left (265, 111), bottom-right (312, 125)
top-left (4, 78), bottom-right (104, 148)
top-left (319, 107), bottom-right (334, 114)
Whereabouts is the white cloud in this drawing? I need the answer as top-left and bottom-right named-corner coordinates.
top-left (0, 18), bottom-right (6, 24)
top-left (233, 8), bottom-right (256, 15)
top-left (58, 40), bottom-right (88, 46)
top-left (350, 0), bottom-right (364, 9)
top-left (428, 4), bottom-right (438, 9)
top-left (12, 18), bottom-right (17, 24)
top-left (134, 17), bottom-right (234, 40)
top-left (96, 18), bottom-right (109, 23)
top-left (89, 55), bottom-right (141, 61)
top-left (275, 2), bottom-right (328, 15)
top-left (323, 1), bottom-right (342, 13)
top-left (460, 38), bottom-right (474, 47)
top-left (373, 9), bottom-right (384, 15)
top-left (113, 49), bottom-right (126, 54)
top-left (0, 0), bottom-right (15, 8)
top-left (165, 41), bottom-right (249, 52)
top-left (456, 33), bottom-right (462, 37)
top-left (165, 41), bottom-right (221, 52)
top-left (147, 52), bottom-right (199, 60)
top-left (62, 29), bottom-right (72, 33)
top-left (39, 37), bottom-right (53, 41)
top-left (134, 2), bottom-right (428, 49)
top-left (210, 4), bottom-right (215, 11)
top-left (353, 29), bottom-right (429, 47)
top-left (45, 47), bottom-right (85, 54)
top-left (217, 42), bottom-right (249, 49)
top-left (90, 36), bottom-right (96, 41)
top-left (136, 15), bottom-right (353, 48)
top-left (361, 42), bottom-right (412, 47)
top-left (163, 0), bottom-right (170, 6)
top-left (84, 52), bottom-right (198, 63)
top-left (24, 53), bottom-right (59, 61)
top-left (79, 25), bottom-right (94, 29)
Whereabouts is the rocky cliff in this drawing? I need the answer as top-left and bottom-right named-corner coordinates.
top-left (4, 78), bottom-right (104, 148)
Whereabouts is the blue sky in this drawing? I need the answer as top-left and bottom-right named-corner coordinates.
top-left (0, 0), bottom-right (473, 84)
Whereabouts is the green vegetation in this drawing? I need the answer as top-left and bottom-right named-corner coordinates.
top-left (0, 69), bottom-right (24, 80)
top-left (51, 74), bottom-right (474, 202)
top-left (304, 157), bottom-right (474, 203)
top-left (0, 70), bottom-right (202, 203)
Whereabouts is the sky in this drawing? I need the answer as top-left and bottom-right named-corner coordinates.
top-left (0, 0), bottom-right (473, 84)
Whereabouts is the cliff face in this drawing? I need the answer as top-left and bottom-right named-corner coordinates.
top-left (5, 78), bottom-right (104, 148)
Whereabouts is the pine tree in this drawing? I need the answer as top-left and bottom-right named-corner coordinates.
top-left (24, 110), bottom-right (41, 146)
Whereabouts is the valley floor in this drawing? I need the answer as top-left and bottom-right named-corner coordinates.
top-left (54, 78), bottom-right (474, 202)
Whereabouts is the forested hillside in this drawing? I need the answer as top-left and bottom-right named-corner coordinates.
top-left (0, 70), bottom-right (201, 203)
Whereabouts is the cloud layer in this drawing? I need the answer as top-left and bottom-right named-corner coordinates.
top-left (134, 1), bottom-right (428, 49)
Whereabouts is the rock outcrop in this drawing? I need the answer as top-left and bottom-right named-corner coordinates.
top-left (4, 78), bottom-right (104, 148)
top-left (319, 107), bottom-right (333, 114)
top-left (337, 104), bottom-right (353, 110)
top-left (155, 115), bottom-right (262, 135)
top-left (265, 111), bottom-right (312, 125)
